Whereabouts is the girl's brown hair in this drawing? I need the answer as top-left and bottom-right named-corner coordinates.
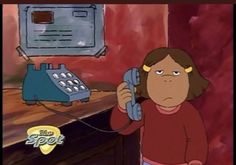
top-left (136, 47), bottom-right (209, 100)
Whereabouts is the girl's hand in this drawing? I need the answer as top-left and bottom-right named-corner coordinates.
top-left (117, 82), bottom-right (132, 110)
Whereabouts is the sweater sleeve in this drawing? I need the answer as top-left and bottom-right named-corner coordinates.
top-left (184, 106), bottom-right (208, 164)
top-left (110, 105), bottom-right (144, 135)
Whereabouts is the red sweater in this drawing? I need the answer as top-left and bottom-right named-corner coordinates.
top-left (110, 99), bottom-right (208, 164)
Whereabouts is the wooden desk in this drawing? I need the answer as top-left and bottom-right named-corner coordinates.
top-left (3, 89), bottom-right (140, 165)
top-left (3, 89), bottom-right (117, 148)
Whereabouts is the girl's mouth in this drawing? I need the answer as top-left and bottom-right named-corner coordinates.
top-left (163, 97), bottom-right (173, 101)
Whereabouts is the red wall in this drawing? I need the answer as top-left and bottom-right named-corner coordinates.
top-left (169, 4), bottom-right (233, 165)
top-left (3, 4), bottom-right (168, 89)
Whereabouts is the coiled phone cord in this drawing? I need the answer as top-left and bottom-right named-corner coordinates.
top-left (37, 101), bottom-right (131, 133)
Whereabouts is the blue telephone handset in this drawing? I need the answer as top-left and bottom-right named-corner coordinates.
top-left (123, 68), bottom-right (142, 121)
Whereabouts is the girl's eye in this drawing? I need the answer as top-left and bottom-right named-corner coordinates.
top-left (155, 70), bottom-right (164, 75)
top-left (173, 71), bottom-right (180, 76)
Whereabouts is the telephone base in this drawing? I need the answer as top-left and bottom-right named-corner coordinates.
top-left (80, 98), bottom-right (90, 103)
top-left (22, 63), bottom-right (91, 107)
top-left (25, 101), bottom-right (37, 105)
top-left (61, 102), bottom-right (73, 107)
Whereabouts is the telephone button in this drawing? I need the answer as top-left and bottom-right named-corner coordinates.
top-left (67, 73), bottom-right (73, 78)
top-left (79, 85), bottom-right (86, 90)
top-left (66, 87), bottom-right (72, 93)
top-left (60, 72), bottom-right (67, 78)
top-left (67, 80), bottom-right (74, 85)
top-left (52, 73), bottom-right (59, 79)
top-left (73, 79), bottom-right (79, 84)
top-left (59, 81), bottom-right (66, 87)
top-left (73, 86), bottom-right (79, 92)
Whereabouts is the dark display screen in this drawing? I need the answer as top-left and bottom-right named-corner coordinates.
top-left (31, 11), bottom-right (54, 24)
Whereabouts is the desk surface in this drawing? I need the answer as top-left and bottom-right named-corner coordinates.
top-left (3, 89), bottom-right (116, 148)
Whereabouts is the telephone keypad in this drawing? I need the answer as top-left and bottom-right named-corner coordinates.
top-left (55, 74), bottom-right (87, 93)
top-left (48, 66), bottom-right (88, 94)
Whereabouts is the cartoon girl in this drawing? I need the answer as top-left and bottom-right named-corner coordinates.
top-left (110, 48), bottom-right (209, 165)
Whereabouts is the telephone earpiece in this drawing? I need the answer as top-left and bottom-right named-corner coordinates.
top-left (123, 68), bottom-right (142, 121)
